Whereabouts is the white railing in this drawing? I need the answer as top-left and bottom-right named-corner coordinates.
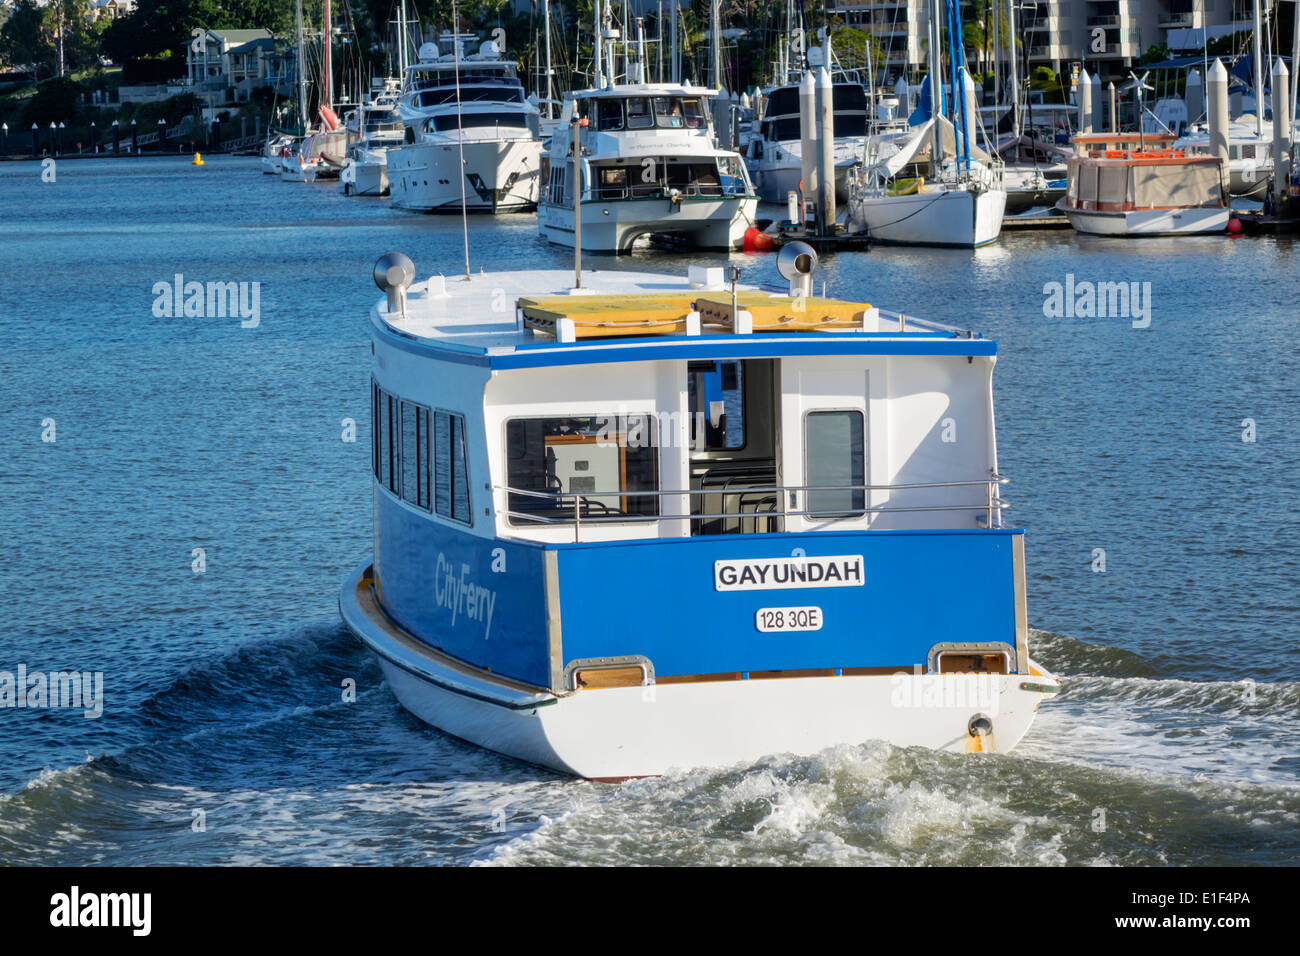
top-left (496, 474), bottom-right (1010, 542)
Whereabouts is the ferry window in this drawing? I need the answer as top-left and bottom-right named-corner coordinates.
top-left (505, 416), bottom-right (659, 524)
top-left (654, 97), bottom-right (683, 128)
top-left (626, 97), bottom-right (653, 129)
top-left (401, 401), bottom-right (431, 512)
top-left (434, 410), bottom-right (472, 525)
top-left (1241, 144), bottom-right (1256, 159)
top-left (596, 99), bottom-right (624, 131)
top-left (371, 380), bottom-right (381, 480)
top-left (804, 410), bottom-right (865, 517)
top-left (688, 361), bottom-right (745, 450)
top-left (376, 391), bottom-right (400, 497)
top-left (682, 98), bottom-right (706, 128)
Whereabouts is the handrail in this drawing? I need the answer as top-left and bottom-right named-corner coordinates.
top-left (496, 474), bottom-right (1010, 541)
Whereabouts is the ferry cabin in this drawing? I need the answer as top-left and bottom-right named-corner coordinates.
top-left (341, 264), bottom-right (1057, 779)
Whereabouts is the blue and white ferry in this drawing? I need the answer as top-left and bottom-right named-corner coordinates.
top-left (339, 247), bottom-right (1059, 780)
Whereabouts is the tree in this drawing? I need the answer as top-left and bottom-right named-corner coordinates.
top-left (0, 0), bottom-right (53, 78)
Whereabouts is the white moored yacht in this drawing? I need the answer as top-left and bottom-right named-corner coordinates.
top-left (342, 79), bottom-right (405, 197)
top-left (387, 37), bottom-right (542, 214)
top-left (745, 46), bottom-right (868, 203)
top-left (339, 245), bottom-right (1059, 780)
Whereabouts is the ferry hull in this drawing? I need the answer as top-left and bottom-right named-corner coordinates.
top-left (850, 186), bottom-right (1007, 247)
top-left (1056, 200), bottom-right (1228, 236)
top-left (539, 196), bottom-right (759, 253)
top-left (388, 139), bottom-right (541, 213)
top-left (342, 563), bottom-right (1058, 781)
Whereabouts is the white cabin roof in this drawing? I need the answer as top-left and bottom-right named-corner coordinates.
top-left (371, 269), bottom-right (991, 371)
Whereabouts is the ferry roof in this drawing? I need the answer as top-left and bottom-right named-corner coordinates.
top-left (371, 269), bottom-right (993, 370)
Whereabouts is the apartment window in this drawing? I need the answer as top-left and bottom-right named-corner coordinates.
top-left (805, 410), bottom-right (865, 517)
top-left (504, 416), bottom-right (659, 524)
top-left (434, 410), bottom-right (472, 524)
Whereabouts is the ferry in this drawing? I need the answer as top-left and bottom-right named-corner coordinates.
top-left (339, 247), bottom-right (1059, 780)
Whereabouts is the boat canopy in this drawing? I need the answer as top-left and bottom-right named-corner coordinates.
top-left (1068, 155), bottom-right (1223, 209)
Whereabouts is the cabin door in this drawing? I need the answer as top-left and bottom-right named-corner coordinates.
top-left (779, 361), bottom-right (870, 533)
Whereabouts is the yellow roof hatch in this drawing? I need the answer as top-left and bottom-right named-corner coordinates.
top-left (517, 291), bottom-right (875, 339)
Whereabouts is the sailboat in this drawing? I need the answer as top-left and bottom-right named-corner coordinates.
top-left (846, 0), bottom-right (1006, 247)
top-left (280, 0), bottom-right (347, 182)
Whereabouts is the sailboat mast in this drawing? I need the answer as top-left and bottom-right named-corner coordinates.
top-left (594, 0), bottom-right (604, 89)
top-left (1252, 0), bottom-right (1264, 137)
top-left (398, 0), bottom-right (409, 75)
top-left (323, 0), bottom-right (332, 110)
top-left (711, 0), bottom-right (721, 90)
top-left (671, 3), bottom-right (678, 83)
top-left (1006, 0), bottom-right (1020, 140)
top-left (544, 0), bottom-right (554, 117)
top-left (296, 0), bottom-right (307, 131)
top-left (927, 0), bottom-right (943, 164)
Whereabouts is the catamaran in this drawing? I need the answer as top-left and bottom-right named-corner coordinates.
top-left (387, 36), bottom-right (543, 213)
top-left (338, 242), bottom-right (1059, 780)
top-left (536, 1), bottom-right (758, 253)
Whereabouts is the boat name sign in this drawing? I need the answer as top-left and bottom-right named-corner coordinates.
top-left (713, 555), bottom-right (864, 592)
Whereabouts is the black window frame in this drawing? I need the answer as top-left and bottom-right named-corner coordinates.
top-left (434, 409), bottom-right (473, 526)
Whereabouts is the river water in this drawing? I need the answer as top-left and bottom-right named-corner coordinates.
top-left (0, 155), bottom-right (1296, 865)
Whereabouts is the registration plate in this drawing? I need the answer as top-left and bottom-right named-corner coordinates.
top-left (755, 606), bottom-right (823, 633)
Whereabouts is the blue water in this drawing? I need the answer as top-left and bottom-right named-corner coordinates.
top-left (1, 156), bottom-right (1296, 865)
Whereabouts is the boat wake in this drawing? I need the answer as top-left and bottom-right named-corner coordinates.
top-left (482, 629), bottom-right (1300, 866)
top-left (3, 625), bottom-right (1297, 865)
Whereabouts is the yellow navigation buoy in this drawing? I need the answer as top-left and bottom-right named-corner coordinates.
top-left (192, 152), bottom-right (204, 166)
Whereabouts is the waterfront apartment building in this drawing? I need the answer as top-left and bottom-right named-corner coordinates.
top-left (831, 1), bottom-right (1257, 81)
